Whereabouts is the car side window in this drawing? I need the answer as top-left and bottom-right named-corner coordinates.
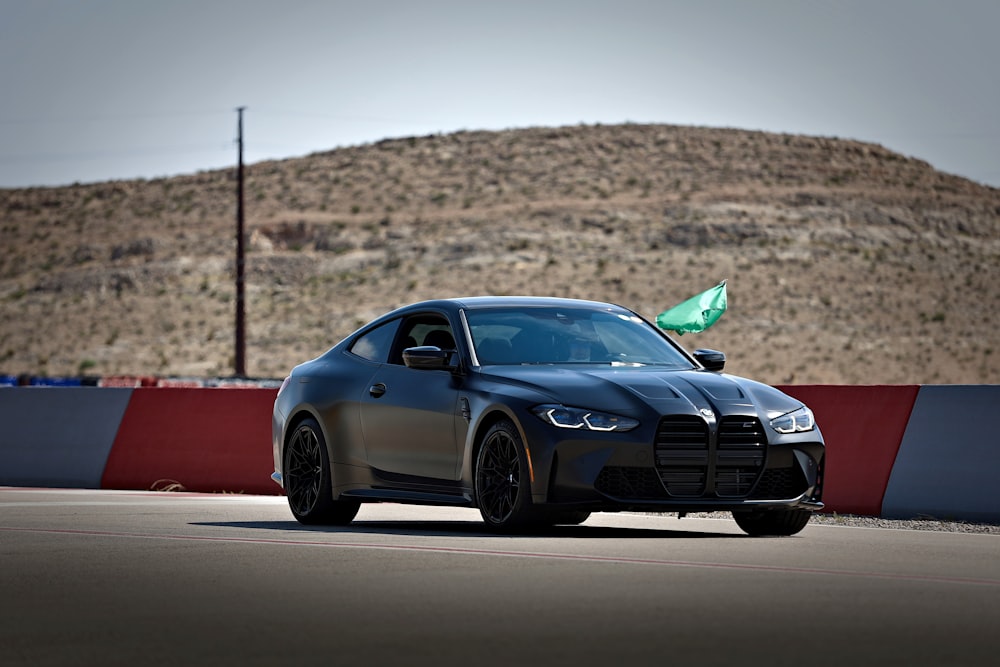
top-left (348, 319), bottom-right (400, 363)
top-left (389, 314), bottom-right (456, 365)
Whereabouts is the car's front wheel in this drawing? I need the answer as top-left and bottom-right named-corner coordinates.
top-left (732, 508), bottom-right (812, 536)
top-left (538, 509), bottom-right (592, 526)
top-left (475, 420), bottom-right (534, 531)
top-left (284, 417), bottom-right (360, 525)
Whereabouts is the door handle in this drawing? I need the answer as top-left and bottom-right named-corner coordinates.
top-left (369, 383), bottom-right (387, 398)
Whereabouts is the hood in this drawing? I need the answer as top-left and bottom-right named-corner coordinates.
top-left (480, 365), bottom-right (804, 419)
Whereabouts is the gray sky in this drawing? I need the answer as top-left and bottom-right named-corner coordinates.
top-left (2, 0), bottom-right (998, 188)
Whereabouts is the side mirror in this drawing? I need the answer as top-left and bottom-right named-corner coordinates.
top-left (693, 348), bottom-right (726, 372)
top-left (403, 346), bottom-right (459, 372)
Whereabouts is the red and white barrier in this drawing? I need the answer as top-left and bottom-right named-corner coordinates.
top-left (881, 385), bottom-right (1000, 522)
top-left (0, 387), bottom-right (135, 488)
top-left (777, 385), bottom-right (919, 516)
top-left (100, 387), bottom-right (280, 495)
top-left (1, 385), bottom-right (998, 521)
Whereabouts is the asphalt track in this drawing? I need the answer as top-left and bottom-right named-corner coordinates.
top-left (2, 488), bottom-right (998, 667)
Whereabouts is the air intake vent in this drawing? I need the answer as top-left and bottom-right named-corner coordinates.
top-left (654, 417), bottom-right (709, 497)
top-left (715, 418), bottom-right (767, 497)
top-left (595, 466), bottom-right (668, 499)
top-left (749, 466), bottom-right (807, 500)
top-left (653, 415), bottom-right (768, 499)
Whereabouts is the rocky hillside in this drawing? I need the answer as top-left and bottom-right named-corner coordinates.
top-left (1, 123), bottom-right (998, 384)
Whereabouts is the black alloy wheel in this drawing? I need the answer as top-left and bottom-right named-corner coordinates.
top-left (284, 417), bottom-right (359, 525)
top-left (475, 420), bottom-right (533, 531)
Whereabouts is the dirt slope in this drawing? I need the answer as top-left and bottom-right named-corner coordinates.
top-left (1, 123), bottom-right (998, 383)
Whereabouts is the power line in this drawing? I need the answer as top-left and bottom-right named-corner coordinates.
top-left (0, 144), bottom-right (232, 165)
top-left (0, 110), bottom-right (233, 126)
top-left (251, 107), bottom-right (448, 126)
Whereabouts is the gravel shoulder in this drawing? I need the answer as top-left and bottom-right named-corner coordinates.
top-left (807, 512), bottom-right (1000, 534)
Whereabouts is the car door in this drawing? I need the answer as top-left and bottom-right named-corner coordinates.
top-left (358, 314), bottom-right (463, 481)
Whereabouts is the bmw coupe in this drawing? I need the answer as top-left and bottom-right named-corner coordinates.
top-left (271, 296), bottom-right (824, 535)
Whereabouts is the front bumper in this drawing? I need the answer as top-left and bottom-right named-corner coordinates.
top-left (524, 413), bottom-right (824, 513)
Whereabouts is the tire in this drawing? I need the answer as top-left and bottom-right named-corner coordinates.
top-left (538, 510), bottom-right (592, 526)
top-left (732, 508), bottom-right (812, 536)
top-left (474, 420), bottom-right (535, 531)
top-left (284, 417), bottom-right (360, 526)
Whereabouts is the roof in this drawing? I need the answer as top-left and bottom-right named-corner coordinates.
top-left (357, 296), bottom-right (637, 336)
top-left (446, 295), bottom-right (627, 311)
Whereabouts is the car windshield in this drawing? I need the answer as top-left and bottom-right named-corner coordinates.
top-left (465, 306), bottom-right (695, 368)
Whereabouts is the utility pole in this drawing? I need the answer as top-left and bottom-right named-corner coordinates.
top-left (235, 106), bottom-right (247, 377)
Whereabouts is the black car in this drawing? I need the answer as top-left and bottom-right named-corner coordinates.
top-left (271, 296), bottom-right (824, 535)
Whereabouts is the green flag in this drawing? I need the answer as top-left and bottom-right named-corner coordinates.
top-left (656, 280), bottom-right (727, 334)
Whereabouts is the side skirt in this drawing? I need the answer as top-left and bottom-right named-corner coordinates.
top-left (339, 466), bottom-right (473, 506)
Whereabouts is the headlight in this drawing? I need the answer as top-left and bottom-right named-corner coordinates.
top-left (532, 404), bottom-right (639, 432)
top-left (768, 406), bottom-right (815, 434)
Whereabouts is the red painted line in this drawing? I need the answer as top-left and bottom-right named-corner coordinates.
top-left (3, 525), bottom-right (998, 588)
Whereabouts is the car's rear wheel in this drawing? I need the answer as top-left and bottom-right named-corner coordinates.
top-left (732, 508), bottom-right (812, 536)
top-left (475, 420), bottom-right (534, 531)
top-left (284, 417), bottom-right (360, 525)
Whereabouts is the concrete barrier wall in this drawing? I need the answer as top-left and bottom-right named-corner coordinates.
top-left (1, 385), bottom-right (998, 521)
top-left (777, 385), bottom-right (919, 516)
top-left (881, 385), bottom-right (1000, 522)
top-left (0, 387), bottom-right (134, 488)
top-left (101, 388), bottom-right (280, 495)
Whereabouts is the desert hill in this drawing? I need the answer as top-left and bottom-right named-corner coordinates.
top-left (1, 123), bottom-right (998, 384)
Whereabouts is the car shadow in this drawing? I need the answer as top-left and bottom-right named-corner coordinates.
top-left (190, 520), bottom-right (743, 539)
